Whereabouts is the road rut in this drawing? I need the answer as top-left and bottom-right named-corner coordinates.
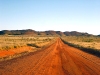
top-left (0, 38), bottom-right (100, 75)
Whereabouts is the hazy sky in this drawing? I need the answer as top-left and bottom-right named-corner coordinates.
top-left (0, 0), bottom-right (100, 35)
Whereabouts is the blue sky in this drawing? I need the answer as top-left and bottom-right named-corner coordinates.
top-left (0, 0), bottom-right (100, 35)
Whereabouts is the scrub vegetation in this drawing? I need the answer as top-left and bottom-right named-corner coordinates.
top-left (0, 35), bottom-right (56, 61)
top-left (61, 36), bottom-right (100, 57)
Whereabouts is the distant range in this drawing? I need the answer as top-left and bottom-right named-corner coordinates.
top-left (0, 29), bottom-right (99, 36)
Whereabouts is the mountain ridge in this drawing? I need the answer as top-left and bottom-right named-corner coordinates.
top-left (0, 29), bottom-right (95, 36)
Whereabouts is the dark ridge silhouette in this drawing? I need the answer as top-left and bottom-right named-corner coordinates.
top-left (98, 35), bottom-right (100, 37)
top-left (64, 31), bottom-right (91, 36)
top-left (0, 29), bottom-right (94, 36)
top-left (56, 31), bottom-right (65, 36)
top-left (45, 30), bottom-right (57, 35)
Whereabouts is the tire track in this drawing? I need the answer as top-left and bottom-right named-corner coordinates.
top-left (0, 38), bottom-right (100, 75)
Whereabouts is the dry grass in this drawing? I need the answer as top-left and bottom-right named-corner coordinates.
top-left (61, 36), bottom-right (100, 50)
top-left (61, 36), bottom-right (100, 57)
top-left (0, 35), bottom-right (56, 51)
top-left (0, 35), bottom-right (56, 61)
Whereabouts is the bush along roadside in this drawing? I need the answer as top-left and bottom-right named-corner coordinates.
top-left (61, 38), bottom-right (100, 57)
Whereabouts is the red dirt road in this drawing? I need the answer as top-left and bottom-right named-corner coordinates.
top-left (0, 38), bottom-right (100, 75)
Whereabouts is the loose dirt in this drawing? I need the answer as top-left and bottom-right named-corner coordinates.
top-left (0, 38), bottom-right (100, 75)
top-left (0, 46), bottom-right (33, 57)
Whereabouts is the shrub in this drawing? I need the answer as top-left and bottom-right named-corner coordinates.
top-left (61, 38), bottom-right (100, 57)
top-left (27, 43), bottom-right (40, 48)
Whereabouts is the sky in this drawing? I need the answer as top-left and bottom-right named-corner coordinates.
top-left (0, 0), bottom-right (100, 35)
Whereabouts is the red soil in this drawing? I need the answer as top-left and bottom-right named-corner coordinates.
top-left (0, 38), bottom-right (100, 75)
top-left (0, 46), bottom-right (33, 57)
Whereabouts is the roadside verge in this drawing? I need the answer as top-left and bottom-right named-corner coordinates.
top-left (61, 38), bottom-right (100, 57)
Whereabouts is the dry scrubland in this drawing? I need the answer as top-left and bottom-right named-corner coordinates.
top-left (0, 35), bottom-right (56, 61)
top-left (0, 35), bottom-right (100, 61)
top-left (61, 36), bottom-right (100, 56)
top-left (0, 38), bottom-right (100, 75)
top-left (62, 36), bottom-right (100, 50)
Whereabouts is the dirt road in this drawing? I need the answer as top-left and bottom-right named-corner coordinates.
top-left (0, 38), bottom-right (100, 75)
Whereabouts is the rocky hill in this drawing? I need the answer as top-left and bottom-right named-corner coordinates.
top-left (0, 29), bottom-right (93, 36)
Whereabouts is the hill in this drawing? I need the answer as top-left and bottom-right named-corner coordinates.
top-left (0, 29), bottom-right (93, 36)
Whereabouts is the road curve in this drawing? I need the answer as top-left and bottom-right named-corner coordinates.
top-left (0, 38), bottom-right (100, 75)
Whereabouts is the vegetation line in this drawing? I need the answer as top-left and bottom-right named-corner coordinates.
top-left (0, 37), bottom-right (56, 61)
top-left (61, 38), bottom-right (100, 57)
